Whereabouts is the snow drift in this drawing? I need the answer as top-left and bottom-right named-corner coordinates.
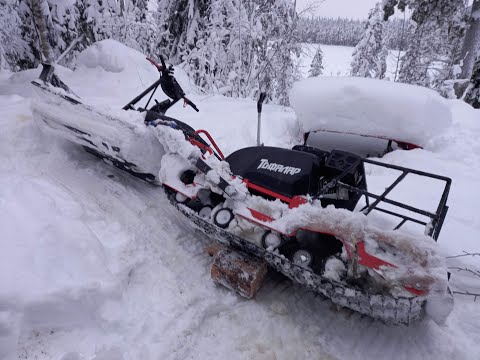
top-left (75, 39), bottom-right (193, 103)
top-left (290, 77), bottom-right (452, 148)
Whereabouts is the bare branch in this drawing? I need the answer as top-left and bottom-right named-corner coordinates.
top-left (448, 266), bottom-right (480, 278)
top-left (452, 290), bottom-right (480, 301)
top-left (447, 251), bottom-right (480, 259)
top-left (297, 1), bottom-right (325, 18)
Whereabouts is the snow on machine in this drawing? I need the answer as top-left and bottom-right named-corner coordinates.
top-left (31, 56), bottom-right (453, 325)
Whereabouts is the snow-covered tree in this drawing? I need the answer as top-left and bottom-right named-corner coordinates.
top-left (177, 0), bottom-right (300, 105)
top-left (308, 46), bottom-right (324, 77)
top-left (0, 0), bottom-right (33, 70)
top-left (384, 0), bottom-right (467, 88)
top-left (459, 0), bottom-right (480, 79)
top-left (397, 21), bottom-right (434, 87)
top-left (464, 53), bottom-right (480, 108)
top-left (350, 3), bottom-right (388, 79)
top-left (3, 0), bottom-right (299, 105)
top-left (433, 7), bottom-right (468, 97)
top-left (254, 1), bottom-right (301, 105)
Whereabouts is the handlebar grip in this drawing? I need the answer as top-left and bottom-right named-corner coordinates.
top-left (184, 97), bottom-right (199, 112)
top-left (159, 56), bottom-right (167, 70)
top-left (158, 56), bottom-right (170, 77)
top-left (257, 92), bottom-right (267, 113)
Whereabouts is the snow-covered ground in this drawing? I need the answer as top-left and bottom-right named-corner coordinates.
top-left (1, 41), bottom-right (479, 359)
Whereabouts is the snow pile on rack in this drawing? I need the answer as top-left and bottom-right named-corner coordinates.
top-left (290, 77), bottom-right (452, 148)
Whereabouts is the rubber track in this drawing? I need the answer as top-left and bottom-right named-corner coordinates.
top-left (168, 195), bottom-right (426, 325)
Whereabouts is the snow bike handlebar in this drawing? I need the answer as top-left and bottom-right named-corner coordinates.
top-left (124, 57), bottom-right (199, 113)
top-left (147, 56), bottom-right (199, 113)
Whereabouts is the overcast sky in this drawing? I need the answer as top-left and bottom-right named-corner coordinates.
top-left (297, 0), bottom-right (380, 20)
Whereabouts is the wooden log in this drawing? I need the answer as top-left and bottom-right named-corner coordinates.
top-left (206, 243), bottom-right (225, 257)
top-left (211, 248), bottom-right (268, 299)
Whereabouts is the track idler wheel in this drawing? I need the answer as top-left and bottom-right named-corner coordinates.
top-left (213, 208), bottom-right (234, 229)
top-left (174, 191), bottom-right (189, 204)
top-left (292, 249), bottom-right (314, 268)
top-left (211, 248), bottom-right (268, 299)
top-left (198, 205), bottom-right (213, 219)
top-left (261, 231), bottom-right (282, 250)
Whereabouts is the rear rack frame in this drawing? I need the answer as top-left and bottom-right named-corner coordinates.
top-left (318, 154), bottom-right (451, 241)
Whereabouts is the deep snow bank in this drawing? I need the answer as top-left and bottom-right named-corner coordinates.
top-left (74, 39), bottom-right (193, 104)
top-left (290, 77), bottom-right (452, 148)
top-left (75, 39), bottom-right (159, 84)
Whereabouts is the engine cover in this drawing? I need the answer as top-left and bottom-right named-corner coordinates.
top-left (226, 146), bottom-right (322, 199)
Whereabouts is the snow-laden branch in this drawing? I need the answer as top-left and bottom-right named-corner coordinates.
top-left (56, 34), bottom-right (85, 64)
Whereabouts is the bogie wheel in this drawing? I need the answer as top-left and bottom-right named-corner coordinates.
top-left (198, 205), bottom-right (213, 220)
top-left (292, 249), bottom-right (314, 268)
top-left (213, 208), bottom-right (234, 229)
top-left (175, 191), bottom-right (189, 204)
top-left (261, 231), bottom-right (282, 250)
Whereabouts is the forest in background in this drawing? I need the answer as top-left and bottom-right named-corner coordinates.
top-left (298, 16), bottom-right (409, 50)
top-left (0, 0), bottom-right (479, 107)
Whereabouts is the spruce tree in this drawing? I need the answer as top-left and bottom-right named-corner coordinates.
top-left (397, 22), bottom-right (434, 87)
top-left (308, 46), bottom-right (324, 77)
top-left (0, 0), bottom-right (32, 70)
top-left (350, 3), bottom-right (387, 79)
top-left (385, 0), bottom-right (467, 88)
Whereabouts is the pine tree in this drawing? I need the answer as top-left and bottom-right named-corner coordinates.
top-left (249, 0), bottom-right (300, 105)
top-left (0, 0), bottom-right (32, 70)
top-left (385, 0), bottom-right (468, 88)
top-left (433, 6), bottom-right (468, 97)
top-left (308, 46), bottom-right (324, 77)
top-left (350, 3), bottom-right (387, 79)
top-left (397, 21), bottom-right (434, 87)
top-left (178, 0), bottom-right (300, 105)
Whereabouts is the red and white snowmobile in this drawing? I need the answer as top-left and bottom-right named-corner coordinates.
top-left (31, 57), bottom-right (453, 324)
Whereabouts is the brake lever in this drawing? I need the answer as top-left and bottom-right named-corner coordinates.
top-left (146, 57), bottom-right (163, 72)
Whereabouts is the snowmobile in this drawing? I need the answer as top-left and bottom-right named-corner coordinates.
top-left (31, 57), bottom-right (453, 325)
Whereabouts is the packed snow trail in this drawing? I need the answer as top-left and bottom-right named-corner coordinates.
top-left (1, 41), bottom-right (480, 359)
